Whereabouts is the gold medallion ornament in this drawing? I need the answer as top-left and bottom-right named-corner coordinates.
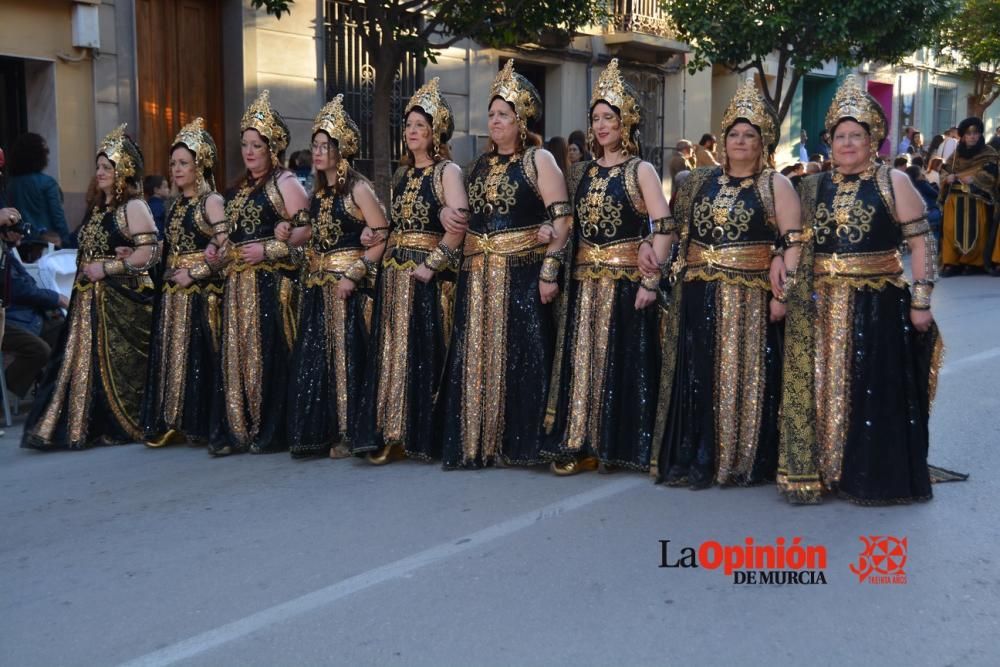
top-left (240, 89), bottom-right (290, 160)
top-left (98, 123), bottom-right (144, 198)
top-left (404, 77), bottom-right (454, 158)
top-left (589, 58), bottom-right (642, 157)
top-left (313, 93), bottom-right (361, 160)
top-left (719, 74), bottom-right (780, 154)
top-left (489, 59), bottom-right (542, 140)
top-left (172, 117), bottom-right (219, 190)
top-left (824, 74), bottom-right (888, 154)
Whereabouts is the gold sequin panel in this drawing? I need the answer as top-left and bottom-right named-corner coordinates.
top-left (564, 276), bottom-right (616, 451)
top-left (222, 270), bottom-right (263, 444)
top-left (813, 281), bottom-right (854, 487)
top-left (713, 283), bottom-right (768, 483)
top-left (375, 264), bottom-right (415, 445)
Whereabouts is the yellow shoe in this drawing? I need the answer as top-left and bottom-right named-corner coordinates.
top-left (367, 443), bottom-right (404, 466)
top-left (145, 429), bottom-right (185, 448)
top-left (550, 457), bottom-right (600, 476)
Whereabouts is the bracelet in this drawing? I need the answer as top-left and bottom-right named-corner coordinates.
top-left (102, 259), bottom-right (127, 276)
top-left (344, 256), bottom-right (377, 284)
top-left (780, 229), bottom-right (809, 249)
top-left (911, 280), bottom-right (933, 310)
top-left (640, 273), bottom-right (660, 291)
top-left (424, 243), bottom-right (450, 272)
top-left (774, 292), bottom-right (788, 304)
top-left (291, 209), bottom-right (311, 228)
top-left (263, 239), bottom-right (291, 261)
top-left (770, 244), bottom-right (785, 258)
top-left (546, 201), bottom-right (572, 221)
top-left (539, 256), bottom-right (561, 284)
top-left (651, 216), bottom-right (679, 235)
top-left (639, 232), bottom-right (655, 251)
top-left (189, 261), bottom-right (214, 281)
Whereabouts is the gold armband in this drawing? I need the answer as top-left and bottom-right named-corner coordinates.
top-left (344, 256), bottom-right (377, 284)
top-left (539, 256), bottom-right (561, 284)
top-left (189, 261), bottom-right (214, 281)
top-left (651, 216), bottom-right (679, 235)
top-left (263, 239), bottom-right (291, 261)
top-left (546, 201), bottom-right (572, 221)
top-left (911, 280), bottom-right (933, 310)
top-left (291, 209), bottom-right (311, 228)
top-left (639, 273), bottom-right (660, 291)
top-left (900, 216), bottom-right (930, 239)
top-left (102, 259), bottom-right (127, 276)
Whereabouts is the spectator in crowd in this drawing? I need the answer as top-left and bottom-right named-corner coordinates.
top-left (6, 133), bottom-right (70, 247)
top-left (893, 155), bottom-right (910, 169)
top-left (925, 156), bottom-right (943, 187)
top-left (546, 136), bottom-right (570, 175)
top-left (798, 129), bottom-right (810, 163)
top-left (905, 164), bottom-right (942, 240)
top-left (669, 139), bottom-right (695, 181)
top-left (694, 133), bottom-right (718, 167)
top-left (805, 161), bottom-right (821, 175)
top-left (909, 130), bottom-right (925, 160)
top-left (926, 133), bottom-right (945, 161)
top-left (816, 129), bottom-right (831, 159)
top-left (289, 149), bottom-right (314, 193)
top-left (1, 223), bottom-right (68, 398)
top-left (938, 126), bottom-right (959, 161)
top-left (143, 174), bottom-right (169, 235)
top-left (568, 129), bottom-right (591, 163)
top-left (898, 125), bottom-right (913, 154)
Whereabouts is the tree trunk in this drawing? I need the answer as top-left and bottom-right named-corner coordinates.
top-left (371, 50), bottom-right (399, 203)
top-left (967, 94), bottom-right (988, 119)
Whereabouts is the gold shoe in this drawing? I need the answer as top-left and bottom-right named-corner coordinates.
top-left (145, 429), bottom-right (185, 448)
top-left (329, 443), bottom-right (352, 459)
top-left (550, 457), bottom-right (600, 476)
top-left (367, 443), bottom-right (404, 466)
top-left (211, 446), bottom-right (232, 457)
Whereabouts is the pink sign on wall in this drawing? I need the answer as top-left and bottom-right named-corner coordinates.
top-left (867, 81), bottom-right (894, 158)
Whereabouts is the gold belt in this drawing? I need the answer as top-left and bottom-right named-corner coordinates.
top-left (463, 227), bottom-right (544, 258)
top-left (575, 239), bottom-right (639, 269)
top-left (306, 248), bottom-right (365, 274)
top-left (686, 241), bottom-right (772, 272)
top-left (168, 251), bottom-right (208, 270)
top-left (388, 230), bottom-right (442, 253)
top-left (813, 250), bottom-right (903, 278)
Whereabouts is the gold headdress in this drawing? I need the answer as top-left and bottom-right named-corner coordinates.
top-left (590, 58), bottom-right (642, 157)
top-left (241, 90), bottom-right (290, 161)
top-left (720, 75), bottom-right (779, 151)
top-left (490, 59), bottom-right (542, 140)
top-left (313, 94), bottom-right (361, 160)
top-left (97, 123), bottom-right (144, 198)
top-left (405, 77), bottom-right (454, 159)
top-left (172, 117), bottom-right (218, 190)
top-left (825, 74), bottom-right (887, 151)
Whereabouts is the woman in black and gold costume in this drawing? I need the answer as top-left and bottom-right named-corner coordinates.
top-left (355, 78), bottom-right (468, 464)
top-left (142, 118), bottom-right (226, 448)
top-left (284, 95), bottom-right (388, 458)
top-left (939, 116), bottom-right (1000, 276)
top-left (206, 91), bottom-right (308, 455)
top-left (653, 77), bottom-right (800, 488)
top-left (776, 76), bottom-right (942, 505)
top-left (22, 125), bottom-right (160, 450)
top-left (435, 60), bottom-right (572, 469)
top-left (542, 60), bottom-right (674, 474)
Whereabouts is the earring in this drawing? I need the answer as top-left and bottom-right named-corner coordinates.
top-left (587, 127), bottom-right (595, 155)
top-left (433, 139), bottom-right (442, 161)
top-left (336, 158), bottom-right (348, 186)
top-left (519, 127), bottom-right (527, 150)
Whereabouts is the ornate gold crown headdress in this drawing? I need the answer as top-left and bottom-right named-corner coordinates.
top-left (172, 117), bottom-right (218, 189)
top-left (241, 90), bottom-right (290, 158)
top-left (313, 94), bottom-right (361, 160)
top-left (405, 77), bottom-right (454, 159)
top-left (720, 75), bottom-right (779, 151)
top-left (98, 123), bottom-right (144, 197)
top-left (590, 58), bottom-right (642, 156)
top-left (490, 59), bottom-right (542, 136)
top-left (825, 74), bottom-right (887, 146)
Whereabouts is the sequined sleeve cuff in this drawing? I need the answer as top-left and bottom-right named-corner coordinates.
top-left (900, 216), bottom-right (931, 239)
top-left (189, 261), bottom-right (215, 281)
top-left (911, 280), bottom-right (933, 310)
top-left (291, 209), bottom-right (311, 228)
top-left (539, 256), bottom-right (561, 284)
top-left (424, 242), bottom-right (461, 273)
top-left (344, 256), bottom-right (377, 284)
top-left (102, 259), bottom-right (127, 276)
top-left (651, 216), bottom-right (679, 235)
top-left (263, 239), bottom-right (291, 261)
top-left (546, 201), bottom-right (572, 222)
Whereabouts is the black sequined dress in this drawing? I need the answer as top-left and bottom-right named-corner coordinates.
top-left (780, 167), bottom-right (941, 504)
top-left (286, 185), bottom-right (372, 456)
top-left (214, 173), bottom-right (300, 454)
top-left (23, 202), bottom-right (156, 449)
top-left (141, 193), bottom-right (225, 445)
top-left (355, 162), bottom-right (456, 459)
top-left (436, 148), bottom-right (553, 468)
top-left (542, 158), bottom-right (660, 470)
top-left (654, 166), bottom-right (782, 487)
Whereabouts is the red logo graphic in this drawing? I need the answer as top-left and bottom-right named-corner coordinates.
top-left (849, 536), bottom-right (908, 584)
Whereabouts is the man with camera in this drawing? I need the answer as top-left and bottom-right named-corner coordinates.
top-left (0, 210), bottom-right (69, 400)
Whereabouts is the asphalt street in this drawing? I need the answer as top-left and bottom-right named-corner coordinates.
top-left (2, 273), bottom-right (998, 666)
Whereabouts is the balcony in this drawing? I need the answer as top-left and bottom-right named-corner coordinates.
top-left (605, 0), bottom-right (688, 62)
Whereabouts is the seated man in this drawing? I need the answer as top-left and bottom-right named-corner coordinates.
top-left (2, 225), bottom-right (68, 398)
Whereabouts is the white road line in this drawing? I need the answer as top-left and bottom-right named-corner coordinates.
top-left (117, 476), bottom-right (644, 667)
top-left (940, 346), bottom-right (1000, 376)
